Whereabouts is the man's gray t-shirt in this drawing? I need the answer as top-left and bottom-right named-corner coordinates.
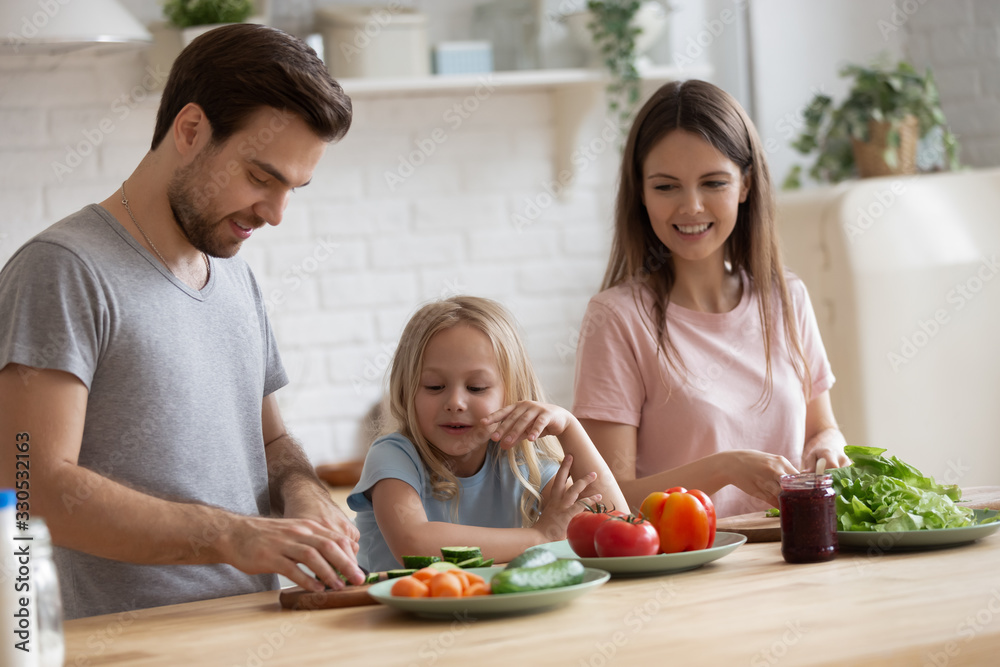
top-left (0, 204), bottom-right (288, 619)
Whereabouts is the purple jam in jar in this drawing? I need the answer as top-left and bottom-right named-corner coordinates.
top-left (779, 473), bottom-right (838, 564)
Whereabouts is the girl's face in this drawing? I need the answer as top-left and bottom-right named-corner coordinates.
top-left (415, 324), bottom-right (506, 476)
top-left (641, 129), bottom-right (749, 268)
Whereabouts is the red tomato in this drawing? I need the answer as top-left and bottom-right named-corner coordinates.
top-left (594, 515), bottom-right (660, 557)
top-left (566, 504), bottom-right (623, 557)
top-left (657, 492), bottom-right (710, 553)
top-left (686, 489), bottom-right (717, 548)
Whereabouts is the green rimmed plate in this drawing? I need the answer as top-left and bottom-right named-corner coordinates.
top-left (837, 508), bottom-right (1000, 550)
top-left (367, 566), bottom-right (610, 619)
top-left (540, 531), bottom-right (747, 576)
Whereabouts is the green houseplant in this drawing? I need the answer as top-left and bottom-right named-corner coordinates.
top-left (163, 0), bottom-right (254, 30)
top-left (784, 61), bottom-right (961, 189)
top-left (584, 0), bottom-right (643, 136)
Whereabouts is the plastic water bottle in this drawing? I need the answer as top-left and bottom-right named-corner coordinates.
top-left (1, 488), bottom-right (39, 667)
top-left (26, 519), bottom-right (65, 667)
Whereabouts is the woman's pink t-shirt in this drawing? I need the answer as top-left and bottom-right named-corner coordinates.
top-left (572, 272), bottom-right (834, 518)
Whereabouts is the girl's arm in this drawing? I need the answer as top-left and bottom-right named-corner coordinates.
top-left (483, 402), bottom-right (629, 513)
top-left (371, 456), bottom-right (596, 564)
top-left (801, 390), bottom-right (851, 472)
top-left (579, 418), bottom-right (798, 509)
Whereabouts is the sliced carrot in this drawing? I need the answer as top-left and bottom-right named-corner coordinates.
top-left (455, 570), bottom-right (483, 593)
top-left (391, 576), bottom-right (429, 598)
top-left (411, 568), bottom-right (436, 583)
top-left (465, 582), bottom-right (491, 596)
top-left (428, 571), bottom-right (464, 597)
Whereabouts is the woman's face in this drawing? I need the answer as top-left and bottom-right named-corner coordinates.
top-left (641, 129), bottom-right (749, 269)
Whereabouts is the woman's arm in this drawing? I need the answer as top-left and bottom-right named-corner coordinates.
top-left (579, 418), bottom-right (798, 509)
top-left (372, 456), bottom-right (595, 564)
top-left (801, 390), bottom-right (850, 472)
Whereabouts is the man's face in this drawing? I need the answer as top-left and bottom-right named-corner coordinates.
top-left (167, 107), bottom-right (328, 258)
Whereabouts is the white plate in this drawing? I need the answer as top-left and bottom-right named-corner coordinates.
top-left (368, 566), bottom-right (610, 619)
top-left (540, 531), bottom-right (747, 576)
top-left (837, 509), bottom-right (1000, 550)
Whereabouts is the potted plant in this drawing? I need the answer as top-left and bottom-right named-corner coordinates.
top-left (784, 61), bottom-right (961, 189)
top-left (164, 0), bottom-right (256, 44)
top-left (565, 1), bottom-right (671, 139)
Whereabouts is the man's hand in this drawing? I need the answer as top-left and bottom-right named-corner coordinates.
top-left (219, 512), bottom-right (363, 593)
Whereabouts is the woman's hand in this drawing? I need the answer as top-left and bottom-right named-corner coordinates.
top-left (802, 427), bottom-right (851, 473)
top-left (532, 455), bottom-right (600, 543)
top-left (723, 450), bottom-right (799, 507)
top-left (482, 401), bottom-right (573, 450)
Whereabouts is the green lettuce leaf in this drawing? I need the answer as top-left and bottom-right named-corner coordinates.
top-left (830, 445), bottom-right (980, 532)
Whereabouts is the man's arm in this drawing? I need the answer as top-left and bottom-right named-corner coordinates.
top-left (0, 363), bottom-right (361, 591)
top-left (261, 392), bottom-right (360, 544)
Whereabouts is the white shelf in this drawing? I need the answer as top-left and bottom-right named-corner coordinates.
top-left (339, 64), bottom-right (713, 96)
top-left (338, 64), bottom-right (713, 190)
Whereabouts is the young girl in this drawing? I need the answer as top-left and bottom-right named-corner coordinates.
top-left (573, 79), bottom-right (850, 518)
top-left (348, 296), bottom-right (628, 573)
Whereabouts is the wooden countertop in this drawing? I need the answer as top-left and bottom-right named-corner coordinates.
top-left (65, 529), bottom-right (1000, 666)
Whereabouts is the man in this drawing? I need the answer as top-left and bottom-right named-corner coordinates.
top-left (0, 24), bottom-right (364, 619)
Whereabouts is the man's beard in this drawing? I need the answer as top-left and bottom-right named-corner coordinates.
top-left (165, 148), bottom-right (263, 259)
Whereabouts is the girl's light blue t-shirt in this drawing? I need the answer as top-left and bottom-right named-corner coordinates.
top-left (347, 433), bottom-right (559, 573)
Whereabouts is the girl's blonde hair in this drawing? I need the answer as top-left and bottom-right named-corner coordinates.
top-left (602, 79), bottom-right (811, 407)
top-left (383, 296), bottom-right (563, 526)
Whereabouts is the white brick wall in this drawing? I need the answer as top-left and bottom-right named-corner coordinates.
top-left (905, 0), bottom-right (1000, 167)
top-left (0, 48), bottom-right (619, 465)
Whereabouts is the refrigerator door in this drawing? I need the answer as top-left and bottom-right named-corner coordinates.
top-left (777, 169), bottom-right (1000, 487)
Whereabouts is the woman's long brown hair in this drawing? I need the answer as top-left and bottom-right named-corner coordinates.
top-left (601, 79), bottom-right (811, 407)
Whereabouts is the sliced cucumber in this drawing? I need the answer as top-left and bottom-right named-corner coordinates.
top-left (455, 557), bottom-right (482, 569)
top-left (386, 569), bottom-right (418, 579)
top-left (440, 546), bottom-right (482, 563)
top-left (364, 572), bottom-right (382, 584)
top-left (504, 546), bottom-right (557, 570)
top-left (479, 558), bottom-right (494, 568)
top-left (401, 555), bottom-right (442, 569)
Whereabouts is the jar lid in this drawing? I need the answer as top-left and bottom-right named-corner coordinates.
top-left (780, 472), bottom-right (833, 490)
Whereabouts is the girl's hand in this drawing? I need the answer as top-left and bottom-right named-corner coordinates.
top-left (482, 401), bottom-right (574, 450)
top-left (532, 455), bottom-right (601, 543)
top-left (724, 450), bottom-right (799, 507)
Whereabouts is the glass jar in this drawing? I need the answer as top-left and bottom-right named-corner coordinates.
top-left (27, 519), bottom-right (64, 667)
top-left (779, 473), bottom-right (838, 564)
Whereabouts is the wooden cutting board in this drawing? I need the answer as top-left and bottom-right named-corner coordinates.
top-left (279, 583), bottom-right (379, 610)
top-left (717, 512), bottom-right (781, 543)
top-left (715, 485), bottom-right (1000, 544)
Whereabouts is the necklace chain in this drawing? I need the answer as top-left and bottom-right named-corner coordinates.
top-left (120, 181), bottom-right (209, 282)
